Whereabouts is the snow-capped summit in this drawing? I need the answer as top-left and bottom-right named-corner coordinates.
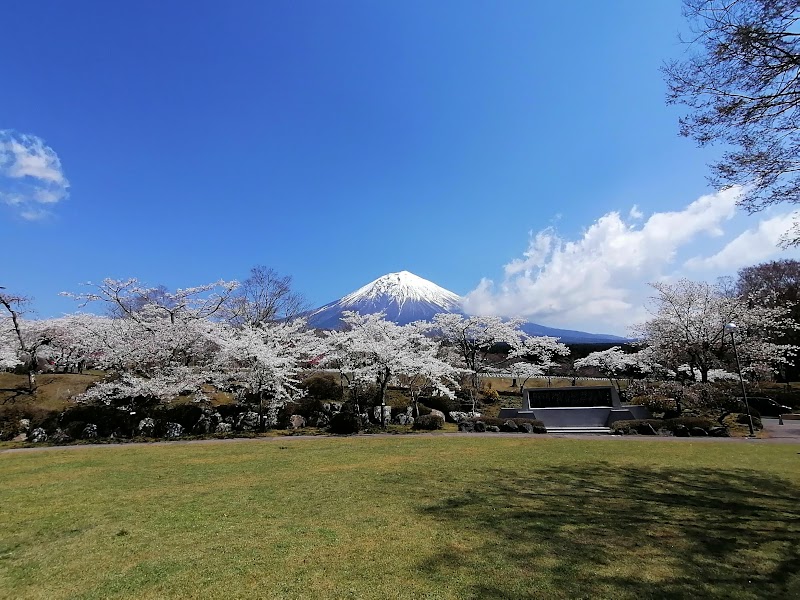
top-left (304, 271), bottom-right (465, 328)
top-left (303, 270), bottom-right (629, 344)
top-left (340, 271), bottom-right (462, 310)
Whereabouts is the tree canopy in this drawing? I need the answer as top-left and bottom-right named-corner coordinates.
top-left (664, 0), bottom-right (800, 245)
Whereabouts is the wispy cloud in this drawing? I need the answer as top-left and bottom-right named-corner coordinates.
top-left (463, 188), bottom-right (745, 334)
top-left (0, 130), bottom-right (69, 220)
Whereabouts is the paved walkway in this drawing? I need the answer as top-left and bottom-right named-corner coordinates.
top-left (2, 420), bottom-right (799, 455)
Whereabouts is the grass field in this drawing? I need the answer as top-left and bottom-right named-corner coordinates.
top-left (1, 437), bottom-right (799, 599)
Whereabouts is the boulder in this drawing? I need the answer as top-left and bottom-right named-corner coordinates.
top-left (473, 421), bottom-right (486, 433)
top-left (215, 422), bottom-right (233, 434)
top-left (372, 405), bottom-right (392, 424)
top-left (236, 411), bottom-right (260, 431)
top-left (29, 427), bottom-right (48, 443)
top-left (289, 415), bottom-right (307, 429)
top-left (164, 422), bottom-right (184, 439)
top-left (82, 424), bottom-right (98, 440)
top-left (518, 422), bottom-right (535, 434)
top-left (501, 420), bottom-right (520, 433)
top-left (485, 425), bottom-right (501, 433)
top-left (392, 413), bottom-right (414, 426)
top-left (674, 424), bottom-right (690, 437)
top-left (708, 426), bottom-right (730, 438)
top-left (636, 423), bottom-right (658, 435)
top-left (690, 426), bottom-right (709, 437)
top-left (458, 421), bottom-right (475, 432)
top-left (449, 411), bottom-right (470, 423)
top-left (11, 433), bottom-right (27, 442)
top-left (429, 409), bottom-right (446, 422)
top-left (137, 418), bottom-right (156, 437)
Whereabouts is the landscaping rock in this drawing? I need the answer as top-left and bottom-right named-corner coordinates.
top-left (164, 422), bottom-right (184, 439)
top-left (501, 420), bottom-right (520, 433)
top-left (215, 422), bottom-right (233, 434)
top-left (518, 422), bottom-right (535, 434)
top-left (674, 424), bottom-right (690, 437)
top-left (449, 411), bottom-right (471, 423)
top-left (137, 418), bottom-right (156, 437)
top-left (473, 421), bottom-right (486, 433)
top-left (289, 415), bottom-right (307, 429)
top-left (429, 409), bottom-right (446, 422)
top-left (485, 425), bottom-right (501, 433)
top-left (236, 411), bottom-right (260, 431)
top-left (636, 423), bottom-right (658, 435)
top-left (372, 406), bottom-right (392, 424)
top-left (458, 421), bottom-right (475, 432)
top-left (708, 426), bottom-right (730, 437)
top-left (392, 413), bottom-right (414, 426)
top-left (12, 433), bottom-right (27, 442)
top-left (690, 427), bottom-right (709, 437)
top-left (29, 427), bottom-right (48, 443)
top-left (82, 424), bottom-right (98, 440)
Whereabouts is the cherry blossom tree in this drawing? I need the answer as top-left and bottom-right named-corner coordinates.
top-left (573, 346), bottom-right (640, 393)
top-left (510, 335), bottom-right (571, 389)
top-left (212, 318), bottom-right (322, 426)
top-left (0, 292), bottom-right (51, 391)
top-left (64, 278), bottom-right (238, 406)
top-left (323, 312), bottom-right (458, 425)
top-left (631, 279), bottom-right (798, 383)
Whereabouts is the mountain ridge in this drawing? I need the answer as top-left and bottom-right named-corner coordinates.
top-left (303, 271), bottom-right (628, 344)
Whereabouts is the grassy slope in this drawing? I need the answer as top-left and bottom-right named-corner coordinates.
top-left (1, 437), bottom-right (799, 599)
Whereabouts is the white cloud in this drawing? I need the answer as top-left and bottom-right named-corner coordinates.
top-left (684, 211), bottom-right (800, 271)
top-left (463, 188), bottom-right (742, 334)
top-left (0, 130), bottom-right (69, 220)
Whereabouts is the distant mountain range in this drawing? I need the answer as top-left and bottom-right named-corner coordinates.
top-left (303, 271), bottom-right (628, 344)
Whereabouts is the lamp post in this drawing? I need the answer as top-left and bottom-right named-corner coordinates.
top-left (725, 323), bottom-right (755, 437)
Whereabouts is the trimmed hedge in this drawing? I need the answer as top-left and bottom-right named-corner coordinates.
top-left (328, 412), bottom-right (360, 435)
top-left (413, 414), bottom-right (444, 430)
top-left (611, 417), bottom-right (716, 435)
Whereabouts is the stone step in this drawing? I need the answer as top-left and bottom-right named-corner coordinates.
top-left (545, 427), bottom-right (612, 434)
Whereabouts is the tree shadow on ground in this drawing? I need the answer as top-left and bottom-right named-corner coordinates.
top-left (414, 464), bottom-right (800, 599)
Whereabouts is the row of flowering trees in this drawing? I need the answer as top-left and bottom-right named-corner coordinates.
top-left (573, 278), bottom-right (799, 407)
top-left (0, 277), bottom-right (570, 425)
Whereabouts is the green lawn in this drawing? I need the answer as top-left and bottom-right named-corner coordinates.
top-left (1, 437), bottom-right (799, 599)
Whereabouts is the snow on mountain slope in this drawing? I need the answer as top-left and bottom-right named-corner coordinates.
top-left (305, 271), bottom-right (464, 328)
top-left (303, 270), bottom-right (628, 343)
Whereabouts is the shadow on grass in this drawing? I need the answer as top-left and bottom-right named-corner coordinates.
top-left (415, 464), bottom-right (800, 599)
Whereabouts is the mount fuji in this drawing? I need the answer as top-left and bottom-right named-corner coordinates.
top-left (304, 271), bottom-right (627, 344)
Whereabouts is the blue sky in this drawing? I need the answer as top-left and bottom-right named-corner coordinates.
top-left (1, 1), bottom-right (798, 335)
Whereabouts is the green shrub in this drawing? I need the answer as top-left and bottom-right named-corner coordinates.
top-left (481, 389), bottom-right (500, 404)
top-left (417, 396), bottom-right (458, 415)
top-left (329, 412), bottom-right (360, 435)
top-left (413, 414), bottom-right (444, 430)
